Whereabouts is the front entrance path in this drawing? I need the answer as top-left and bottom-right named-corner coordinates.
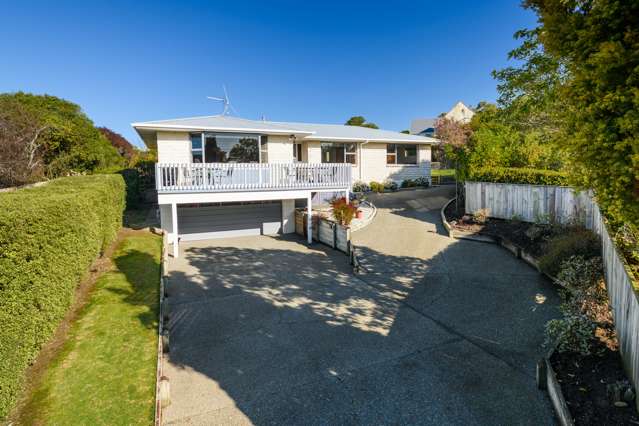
top-left (164, 186), bottom-right (559, 425)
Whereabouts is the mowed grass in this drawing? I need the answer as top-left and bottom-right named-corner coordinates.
top-left (21, 231), bottom-right (162, 425)
top-left (431, 168), bottom-right (455, 177)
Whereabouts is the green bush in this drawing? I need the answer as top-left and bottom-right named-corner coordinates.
top-left (369, 181), bottom-right (383, 193)
top-left (468, 167), bottom-right (568, 186)
top-left (352, 180), bottom-right (370, 193)
top-left (401, 179), bottom-right (416, 188)
top-left (383, 179), bottom-right (398, 191)
top-left (0, 174), bottom-right (125, 419)
top-left (538, 227), bottom-right (601, 277)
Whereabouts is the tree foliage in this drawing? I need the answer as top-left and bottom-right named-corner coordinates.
top-left (345, 116), bottom-right (378, 129)
top-left (98, 127), bottom-right (136, 162)
top-left (0, 92), bottom-right (124, 187)
top-left (523, 0), bottom-right (639, 226)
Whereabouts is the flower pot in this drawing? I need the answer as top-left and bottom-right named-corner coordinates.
top-left (356, 210), bottom-right (363, 219)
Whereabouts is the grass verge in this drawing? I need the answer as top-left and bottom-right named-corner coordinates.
top-left (431, 168), bottom-right (455, 177)
top-left (16, 230), bottom-right (161, 425)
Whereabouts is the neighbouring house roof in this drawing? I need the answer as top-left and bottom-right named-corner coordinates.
top-left (409, 118), bottom-right (437, 135)
top-left (132, 115), bottom-right (438, 149)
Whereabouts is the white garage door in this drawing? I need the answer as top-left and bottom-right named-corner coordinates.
top-left (178, 201), bottom-right (282, 241)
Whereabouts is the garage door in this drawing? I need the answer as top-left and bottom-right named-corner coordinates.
top-left (178, 201), bottom-right (282, 241)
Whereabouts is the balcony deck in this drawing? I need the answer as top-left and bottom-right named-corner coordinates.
top-left (156, 163), bottom-right (352, 193)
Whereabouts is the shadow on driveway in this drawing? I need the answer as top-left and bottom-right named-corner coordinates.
top-left (161, 199), bottom-right (560, 426)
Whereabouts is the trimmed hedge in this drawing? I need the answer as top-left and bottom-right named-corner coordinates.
top-left (0, 174), bottom-right (125, 419)
top-left (468, 167), bottom-right (569, 186)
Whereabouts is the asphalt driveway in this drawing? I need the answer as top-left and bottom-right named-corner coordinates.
top-left (164, 186), bottom-right (559, 425)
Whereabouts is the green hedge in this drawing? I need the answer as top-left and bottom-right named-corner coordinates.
top-left (0, 174), bottom-right (125, 419)
top-left (468, 167), bottom-right (569, 186)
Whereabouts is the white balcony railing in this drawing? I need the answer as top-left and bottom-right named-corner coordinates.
top-left (156, 162), bottom-right (352, 193)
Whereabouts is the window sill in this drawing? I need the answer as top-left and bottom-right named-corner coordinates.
top-left (386, 164), bottom-right (419, 167)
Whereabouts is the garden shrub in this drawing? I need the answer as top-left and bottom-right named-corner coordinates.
top-left (538, 227), bottom-right (601, 277)
top-left (352, 180), bottom-right (370, 193)
top-left (0, 174), bottom-right (125, 419)
top-left (383, 179), bottom-right (398, 191)
top-left (330, 197), bottom-right (358, 226)
top-left (545, 313), bottom-right (597, 356)
top-left (414, 176), bottom-right (430, 187)
top-left (401, 179), bottom-right (416, 188)
top-left (468, 166), bottom-right (568, 186)
top-left (369, 181), bottom-right (383, 193)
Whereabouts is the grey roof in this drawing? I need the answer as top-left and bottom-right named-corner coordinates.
top-left (410, 118), bottom-right (437, 135)
top-left (132, 115), bottom-right (438, 148)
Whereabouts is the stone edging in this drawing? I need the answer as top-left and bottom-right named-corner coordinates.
top-left (350, 201), bottom-right (377, 233)
top-left (441, 197), bottom-right (574, 424)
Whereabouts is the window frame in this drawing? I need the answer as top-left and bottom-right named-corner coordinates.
top-left (386, 143), bottom-right (418, 165)
top-left (259, 135), bottom-right (268, 163)
top-left (320, 142), bottom-right (357, 165)
top-left (190, 133), bottom-right (204, 163)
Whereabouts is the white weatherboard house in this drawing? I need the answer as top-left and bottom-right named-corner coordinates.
top-left (132, 115), bottom-right (437, 256)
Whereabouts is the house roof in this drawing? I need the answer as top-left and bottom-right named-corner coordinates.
top-left (409, 118), bottom-right (437, 135)
top-left (132, 115), bottom-right (438, 149)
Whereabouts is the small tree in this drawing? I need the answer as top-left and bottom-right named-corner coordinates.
top-left (0, 99), bottom-right (47, 187)
top-left (345, 116), bottom-right (378, 129)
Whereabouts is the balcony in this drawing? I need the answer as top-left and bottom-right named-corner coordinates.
top-left (156, 162), bottom-right (352, 193)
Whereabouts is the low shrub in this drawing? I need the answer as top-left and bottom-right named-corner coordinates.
top-left (545, 313), bottom-right (597, 356)
top-left (119, 160), bottom-right (155, 209)
top-left (538, 227), bottom-right (601, 277)
top-left (468, 167), bottom-right (569, 186)
top-left (369, 181), bottom-right (383, 193)
top-left (0, 174), bottom-right (125, 419)
top-left (383, 179), bottom-right (398, 191)
top-left (414, 176), bottom-right (430, 187)
top-left (401, 179), bottom-right (416, 188)
top-left (330, 197), bottom-right (358, 226)
top-left (352, 180), bottom-right (370, 193)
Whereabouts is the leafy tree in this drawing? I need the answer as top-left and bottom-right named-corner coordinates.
top-left (345, 116), bottom-right (378, 129)
top-left (522, 0), bottom-right (639, 226)
top-left (0, 92), bottom-right (124, 182)
top-left (98, 127), bottom-right (136, 162)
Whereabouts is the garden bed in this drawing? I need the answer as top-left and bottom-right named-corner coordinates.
top-left (444, 200), bottom-right (546, 256)
top-left (550, 341), bottom-right (639, 425)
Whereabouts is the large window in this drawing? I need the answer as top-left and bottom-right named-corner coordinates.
top-left (293, 143), bottom-right (303, 162)
top-left (321, 142), bottom-right (357, 164)
top-left (386, 144), bottom-right (417, 165)
top-left (190, 133), bottom-right (260, 163)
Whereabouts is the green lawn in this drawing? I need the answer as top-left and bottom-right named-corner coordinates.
top-left (431, 168), bottom-right (456, 177)
top-left (20, 231), bottom-right (161, 425)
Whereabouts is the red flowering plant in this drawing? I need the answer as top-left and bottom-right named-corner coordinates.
top-left (330, 197), bottom-right (358, 226)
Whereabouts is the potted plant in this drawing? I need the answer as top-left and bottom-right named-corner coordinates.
top-left (330, 197), bottom-right (358, 226)
top-left (356, 210), bottom-right (364, 219)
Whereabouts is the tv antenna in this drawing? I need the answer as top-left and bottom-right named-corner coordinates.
top-left (207, 85), bottom-right (237, 115)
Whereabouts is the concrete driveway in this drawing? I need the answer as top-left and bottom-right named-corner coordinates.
top-left (164, 186), bottom-right (559, 425)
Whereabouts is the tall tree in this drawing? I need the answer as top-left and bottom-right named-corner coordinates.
top-left (0, 92), bottom-right (124, 180)
top-left (98, 127), bottom-right (136, 161)
top-left (523, 0), bottom-right (639, 225)
top-left (345, 116), bottom-right (378, 129)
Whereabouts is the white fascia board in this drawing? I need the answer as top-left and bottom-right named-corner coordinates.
top-left (131, 123), bottom-right (315, 136)
top-left (302, 135), bottom-right (438, 144)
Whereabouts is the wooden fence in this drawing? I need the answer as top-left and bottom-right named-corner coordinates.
top-left (295, 210), bottom-right (351, 254)
top-left (466, 181), bottom-right (638, 409)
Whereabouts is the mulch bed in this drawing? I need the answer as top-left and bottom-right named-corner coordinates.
top-left (551, 341), bottom-right (639, 425)
top-left (444, 200), bottom-right (546, 255)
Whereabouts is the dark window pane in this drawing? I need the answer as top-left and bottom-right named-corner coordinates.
top-left (345, 153), bottom-right (356, 164)
top-left (397, 144), bottom-right (417, 164)
top-left (204, 134), bottom-right (259, 163)
top-left (321, 142), bottom-right (345, 163)
top-left (191, 134), bottom-right (202, 150)
top-left (192, 152), bottom-right (203, 163)
top-left (386, 154), bottom-right (396, 165)
top-left (345, 143), bottom-right (357, 153)
top-left (386, 144), bottom-right (396, 154)
top-left (260, 135), bottom-right (268, 148)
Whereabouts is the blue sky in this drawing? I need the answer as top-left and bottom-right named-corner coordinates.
top-left (0, 1), bottom-right (536, 148)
